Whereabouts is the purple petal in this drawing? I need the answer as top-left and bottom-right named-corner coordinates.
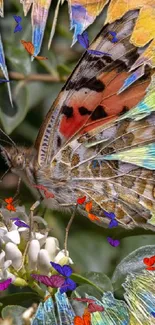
top-left (50, 262), bottom-right (72, 277)
top-left (77, 31), bottom-right (89, 49)
top-left (60, 278), bottom-right (76, 294)
top-left (49, 275), bottom-right (65, 288)
top-left (104, 211), bottom-right (116, 219)
top-left (31, 274), bottom-right (65, 288)
top-left (109, 219), bottom-right (118, 228)
top-left (0, 79), bottom-right (10, 83)
top-left (109, 31), bottom-right (118, 43)
top-left (0, 278), bottom-right (12, 291)
top-left (11, 218), bottom-right (29, 228)
top-left (88, 49), bottom-right (111, 56)
top-left (13, 15), bottom-right (22, 23)
top-left (151, 312), bottom-right (155, 317)
top-left (107, 237), bottom-right (120, 247)
top-left (14, 24), bottom-right (22, 33)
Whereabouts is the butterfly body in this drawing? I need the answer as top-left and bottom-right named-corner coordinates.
top-left (2, 10), bottom-right (155, 231)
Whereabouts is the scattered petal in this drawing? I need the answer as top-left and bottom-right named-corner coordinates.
top-left (0, 278), bottom-right (12, 291)
top-left (85, 202), bottom-right (92, 212)
top-left (31, 274), bottom-right (65, 288)
top-left (60, 277), bottom-right (77, 293)
top-left (107, 237), bottom-right (120, 247)
top-left (11, 218), bottom-right (29, 228)
top-left (88, 213), bottom-right (100, 222)
top-left (50, 262), bottom-right (72, 277)
top-left (77, 196), bottom-right (86, 205)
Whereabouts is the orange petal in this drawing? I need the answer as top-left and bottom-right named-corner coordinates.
top-left (88, 213), bottom-right (100, 222)
top-left (85, 201), bottom-right (92, 212)
top-left (5, 197), bottom-right (13, 204)
top-left (21, 40), bottom-right (34, 55)
top-left (35, 55), bottom-right (48, 60)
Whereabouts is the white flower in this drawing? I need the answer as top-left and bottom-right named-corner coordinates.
top-left (0, 251), bottom-right (15, 282)
top-left (45, 237), bottom-right (60, 260)
top-left (0, 225), bottom-right (20, 245)
top-left (28, 239), bottom-right (40, 270)
top-left (5, 242), bottom-right (22, 270)
top-left (37, 249), bottom-right (51, 275)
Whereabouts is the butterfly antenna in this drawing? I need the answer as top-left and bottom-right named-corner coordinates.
top-left (0, 167), bottom-right (11, 182)
top-left (0, 128), bottom-right (18, 150)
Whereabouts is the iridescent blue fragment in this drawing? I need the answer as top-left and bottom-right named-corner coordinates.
top-left (56, 290), bottom-right (75, 325)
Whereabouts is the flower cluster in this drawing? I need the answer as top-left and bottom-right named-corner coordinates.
top-left (0, 203), bottom-right (73, 294)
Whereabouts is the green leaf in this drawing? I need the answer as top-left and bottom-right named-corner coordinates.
top-left (0, 292), bottom-right (40, 314)
top-left (112, 245), bottom-right (155, 290)
top-left (0, 82), bottom-right (28, 134)
top-left (71, 271), bottom-right (112, 293)
top-left (2, 305), bottom-right (26, 325)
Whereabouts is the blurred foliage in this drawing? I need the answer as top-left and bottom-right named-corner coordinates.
top-left (0, 0), bottom-right (155, 306)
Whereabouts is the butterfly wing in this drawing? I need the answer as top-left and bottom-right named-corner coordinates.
top-left (34, 10), bottom-right (155, 230)
top-left (21, 40), bottom-right (34, 55)
top-left (35, 10), bottom-right (151, 166)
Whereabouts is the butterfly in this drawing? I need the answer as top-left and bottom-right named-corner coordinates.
top-left (74, 308), bottom-right (91, 325)
top-left (77, 31), bottom-right (111, 56)
top-left (13, 15), bottom-right (22, 33)
top-left (1, 10), bottom-right (155, 231)
top-left (107, 237), bottom-right (120, 247)
top-left (20, 40), bottom-right (48, 60)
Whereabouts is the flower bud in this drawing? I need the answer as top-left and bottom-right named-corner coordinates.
top-left (28, 239), bottom-right (40, 270)
top-left (54, 249), bottom-right (73, 265)
top-left (5, 242), bottom-right (22, 270)
top-left (44, 237), bottom-right (60, 260)
top-left (37, 249), bottom-right (51, 275)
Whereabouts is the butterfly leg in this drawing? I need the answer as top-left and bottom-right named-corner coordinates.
top-left (64, 204), bottom-right (78, 256)
top-left (13, 177), bottom-right (21, 201)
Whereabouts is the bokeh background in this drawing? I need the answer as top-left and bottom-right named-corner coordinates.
top-left (0, 0), bottom-right (155, 300)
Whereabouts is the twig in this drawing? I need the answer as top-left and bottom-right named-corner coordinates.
top-left (64, 205), bottom-right (78, 256)
top-left (0, 71), bottom-right (67, 83)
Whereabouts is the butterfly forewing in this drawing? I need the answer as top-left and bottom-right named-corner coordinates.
top-left (33, 9), bottom-right (155, 230)
top-left (35, 10), bottom-right (151, 166)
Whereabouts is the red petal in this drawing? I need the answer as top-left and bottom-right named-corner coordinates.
top-left (77, 196), bottom-right (86, 205)
top-left (143, 257), bottom-right (155, 266)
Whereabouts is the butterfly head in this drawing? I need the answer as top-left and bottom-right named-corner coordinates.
top-left (1, 145), bottom-right (27, 172)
